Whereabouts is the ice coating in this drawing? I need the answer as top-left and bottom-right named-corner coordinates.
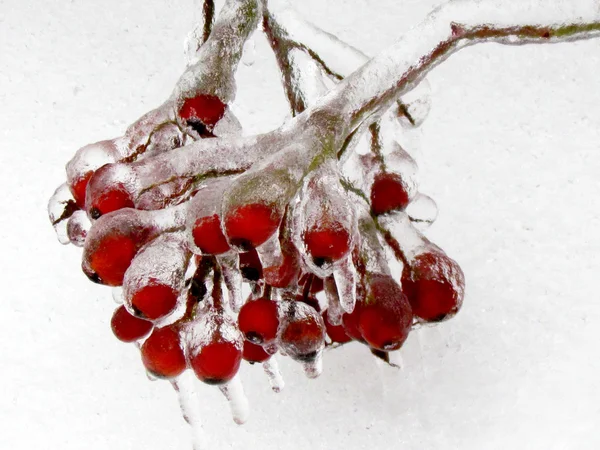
top-left (277, 300), bottom-right (326, 369)
top-left (217, 252), bottom-right (244, 312)
top-left (47, 183), bottom-right (77, 245)
top-left (81, 202), bottom-right (188, 286)
top-left (174, 0), bottom-right (259, 111)
top-left (186, 176), bottom-right (235, 255)
top-left (406, 193), bottom-right (439, 230)
top-left (66, 210), bottom-right (91, 247)
top-left (294, 157), bottom-right (357, 277)
top-left (186, 311), bottom-right (243, 355)
top-left (122, 232), bottom-right (191, 321)
top-left (378, 211), bottom-right (437, 263)
top-left (266, 2), bottom-right (432, 125)
top-left (219, 376), bottom-right (250, 425)
top-left (332, 255), bottom-right (357, 314)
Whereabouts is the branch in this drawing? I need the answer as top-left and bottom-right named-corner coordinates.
top-left (314, 0), bottom-right (600, 133)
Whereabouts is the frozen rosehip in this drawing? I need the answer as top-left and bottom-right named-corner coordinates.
top-left (323, 313), bottom-right (352, 344)
top-left (224, 203), bottom-right (281, 250)
top-left (141, 326), bottom-right (187, 379)
top-left (242, 340), bottom-right (271, 364)
top-left (83, 233), bottom-right (138, 286)
top-left (341, 303), bottom-right (364, 343)
top-left (370, 172), bottom-right (412, 215)
top-left (358, 274), bottom-right (413, 351)
top-left (303, 224), bottom-right (351, 266)
top-left (238, 298), bottom-right (279, 344)
top-left (111, 305), bottom-right (153, 343)
top-left (278, 301), bottom-right (326, 362)
top-left (401, 250), bottom-right (465, 322)
top-left (190, 341), bottom-right (242, 385)
top-left (89, 184), bottom-right (134, 219)
top-left (192, 214), bottom-right (231, 255)
top-left (70, 171), bottom-right (93, 209)
top-left (130, 284), bottom-right (179, 321)
top-left (178, 94), bottom-right (226, 136)
top-left (263, 250), bottom-right (301, 288)
top-left (187, 314), bottom-right (243, 385)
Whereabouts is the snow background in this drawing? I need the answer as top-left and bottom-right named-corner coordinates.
top-left (2, 0), bottom-right (600, 448)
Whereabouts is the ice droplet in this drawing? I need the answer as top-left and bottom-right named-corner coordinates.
top-left (66, 210), bottom-right (91, 247)
top-left (302, 350), bottom-right (323, 379)
top-left (242, 37), bottom-right (256, 66)
top-left (219, 376), bottom-right (249, 425)
top-left (262, 357), bottom-right (285, 393)
top-left (406, 192), bottom-right (438, 230)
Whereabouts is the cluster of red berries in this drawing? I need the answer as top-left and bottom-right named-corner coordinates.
top-left (47, 0), bottom-right (465, 420)
top-left (49, 89), bottom-right (465, 387)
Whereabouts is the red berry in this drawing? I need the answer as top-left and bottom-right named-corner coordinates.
top-left (238, 249), bottom-right (263, 281)
top-left (278, 302), bottom-right (325, 362)
top-left (263, 251), bottom-right (300, 288)
top-left (85, 234), bottom-right (137, 286)
top-left (178, 94), bottom-right (226, 129)
top-left (323, 313), bottom-right (352, 344)
top-left (401, 251), bottom-right (465, 322)
top-left (303, 225), bottom-right (351, 265)
top-left (358, 274), bottom-right (413, 351)
top-left (141, 326), bottom-right (187, 379)
top-left (130, 284), bottom-right (179, 321)
top-left (242, 340), bottom-right (271, 364)
top-left (192, 214), bottom-right (231, 255)
top-left (111, 305), bottom-right (153, 343)
top-left (224, 203), bottom-right (281, 250)
top-left (70, 171), bottom-right (93, 208)
top-left (341, 304), bottom-right (364, 343)
top-left (370, 172), bottom-right (412, 215)
top-left (89, 184), bottom-right (134, 219)
top-left (238, 298), bottom-right (280, 344)
top-left (189, 341), bottom-right (242, 385)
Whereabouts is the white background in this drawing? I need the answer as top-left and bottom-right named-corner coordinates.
top-left (2, 0), bottom-right (600, 448)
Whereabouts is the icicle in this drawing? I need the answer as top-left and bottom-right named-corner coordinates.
top-left (256, 232), bottom-right (284, 278)
top-left (332, 254), bottom-right (357, 313)
top-left (217, 252), bottom-right (243, 312)
top-left (112, 287), bottom-right (124, 305)
top-left (171, 373), bottom-right (206, 450)
top-left (324, 276), bottom-right (343, 326)
top-left (262, 356), bottom-right (285, 393)
top-left (302, 350), bottom-right (323, 379)
top-left (219, 376), bottom-right (250, 425)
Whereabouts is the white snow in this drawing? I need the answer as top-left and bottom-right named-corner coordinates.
top-left (2, 0), bottom-right (600, 449)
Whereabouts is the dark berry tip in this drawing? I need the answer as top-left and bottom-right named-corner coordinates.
top-left (89, 207), bottom-right (102, 220)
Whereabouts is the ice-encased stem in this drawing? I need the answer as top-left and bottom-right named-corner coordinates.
top-left (262, 356), bottom-right (285, 392)
top-left (171, 374), bottom-right (206, 450)
top-left (219, 376), bottom-right (250, 425)
top-left (306, 0), bottom-right (600, 133)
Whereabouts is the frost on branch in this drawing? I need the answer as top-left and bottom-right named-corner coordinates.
top-left (48, 0), bottom-right (600, 447)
